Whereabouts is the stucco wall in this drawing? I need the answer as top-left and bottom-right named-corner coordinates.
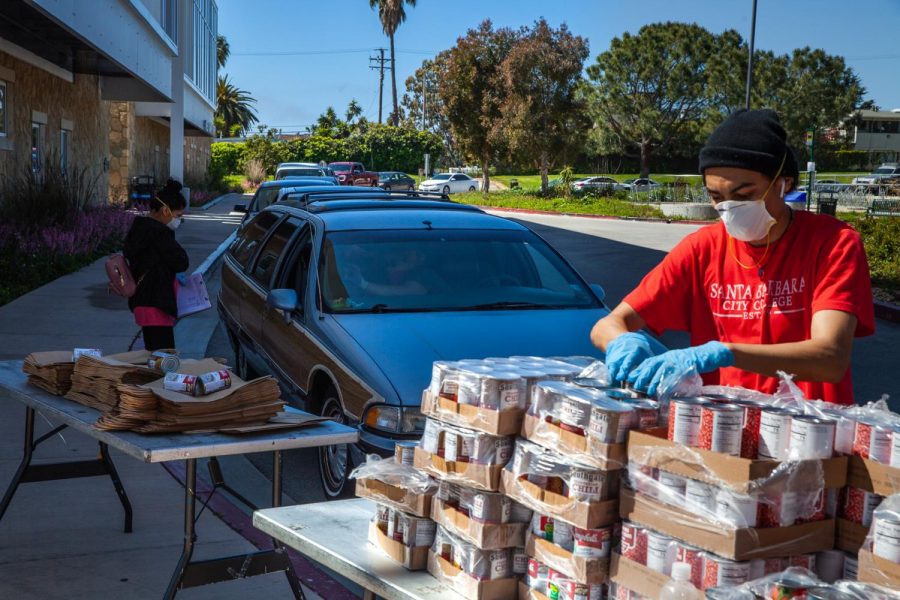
top-left (0, 51), bottom-right (110, 202)
top-left (184, 136), bottom-right (212, 185)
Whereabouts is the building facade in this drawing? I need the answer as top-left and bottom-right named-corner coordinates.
top-left (0, 0), bottom-right (217, 202)
top-left (849, 109), bottom-right (900, 164)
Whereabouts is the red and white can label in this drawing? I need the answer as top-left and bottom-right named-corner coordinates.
top-left (758, 408), bottom-right (793, 460)
top-left (734, 400), bottom-right (764, 459)
top-left (620, 521), bottom-right (647, 565)
top-left (674, 543), bottom-right (704, 589)
top-left (697, 404), bottom-right (743, 456)
top-left (573, 526), bottom-right (611, 559)
top-left (702, 556), bottom-right (751, 590)
top-left (853, 418), bottom-right (893, 464)
top-left (788, 553), bottom-right (817, 572)
top-left (788, 415), bottom-right (835, 459)
top-left (667, 398), bottom-right (705, 447)
top-left (569, 469), bottom-right (604, 502)
top-left (840, 486), bottom-right (883, 527)
top-left (645, 529), bottom-right (673, 575)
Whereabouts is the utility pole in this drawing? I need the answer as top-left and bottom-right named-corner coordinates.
top-left (745, 0), bottom-right (758, 110)
top-left (422, 72), bottom-right (427, 131)
top-left (369, 48), bottom-right (390, 124)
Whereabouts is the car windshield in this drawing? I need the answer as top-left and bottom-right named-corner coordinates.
top-left (319, 229), bottom-right (598, 313)
top-left (278, 168), bottom-right (323, 178)
top-left (431, 174), bottom-right (452, 180)
top-left (254, 187), bottom-right (283, 211)
top-left (330, 163), bottom-right (352, 171)
top-left (873, 167), bottom-right (895, 174)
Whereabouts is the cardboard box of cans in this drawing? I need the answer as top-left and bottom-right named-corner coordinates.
top-left (355, 477), bottom-right (433, 519)
top-left (520, 414), bottom-right (627, 472)
top-left (626, 428), bottom-right (848, 489)
top-left (422, 390), bottom-right (524, 436)
top-left (500, 469), bottom-right (618, 530)
top-left (858, 549), bottom-right (900, 588)
top-left (427, 550), bottom-right (519, 600)
top-left (431, 495), bottom-right (529, 550)
top-left (525, 531), bottom-right (609, 584)
top-left (619, 487), bottom-right (836, 561)
top-left (414, 445), bottom-right (506, 492)
top-left (836, 518), bottom-right (870, 554)
top-left (847, 456), bottom-right (900, 497)
top-left (368, 521), bottom-right (430, 571)
top-left (517, 581), bottom-right (552, 600)
top-left (609, 553), bottom-right (704, 600)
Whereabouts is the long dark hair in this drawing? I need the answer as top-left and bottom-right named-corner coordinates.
top-left (152, 178), bottom-right (186, 212)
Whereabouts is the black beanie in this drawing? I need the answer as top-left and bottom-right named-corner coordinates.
top-left (699, 109), bottom-right (799, 182)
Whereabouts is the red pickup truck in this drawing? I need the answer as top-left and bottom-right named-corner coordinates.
top-left (328, 162), bottom-right (379, 186)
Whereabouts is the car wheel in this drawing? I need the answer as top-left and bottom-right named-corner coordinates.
top-left (442, 185), bottom-right (450, 195)
top-left (468, 185), bottom-right (476, 192)
top-left (383, 185), bottom-right (391, 191)
top-left (317, 388), bottom-right (352, 499)
top-left (234, 342), bottom-right (258, 381)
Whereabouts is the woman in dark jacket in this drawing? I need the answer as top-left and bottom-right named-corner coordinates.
top-left (123, 179), bottom-right (189, 351)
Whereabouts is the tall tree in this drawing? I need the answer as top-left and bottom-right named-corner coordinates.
top-left (369, 0), bottom-right (417, 127)
top-left (215, 75), bottom-right (258, 137)
top-left (216, 35), bottom-right (230, 69)
top-left (402, 52), bottom-right (462, 165)
top-left (439, 20), bottom-right (521, 194)
top-left (585, 22), bottom-right (720, 177)
top-left (500, 20), bottom-right (590, 193)
top-left (345, 99), bottom-right (364, 124)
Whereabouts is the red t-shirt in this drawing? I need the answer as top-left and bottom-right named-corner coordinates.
top-left (624, 210), bottom-right (874, 404)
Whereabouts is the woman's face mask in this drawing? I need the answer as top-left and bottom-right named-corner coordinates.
top-left (714, 177), bottom-right (785, 243)
top-left (167, 217), bottom-right (182, 231)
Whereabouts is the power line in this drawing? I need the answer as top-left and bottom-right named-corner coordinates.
top-left (231, 48), bottom-right (435, 57)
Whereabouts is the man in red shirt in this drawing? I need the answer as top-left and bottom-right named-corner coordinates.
top-left (590, 109), bottom-right (874, 404)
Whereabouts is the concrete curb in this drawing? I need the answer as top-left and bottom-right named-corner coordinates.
top-left (195, 230), bottom-right (237, 278)
top-left (477, 204), bottom-right (714, 226)
top-left (874, 300), bottom-right (900, 324)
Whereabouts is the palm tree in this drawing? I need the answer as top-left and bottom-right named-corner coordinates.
top-left (216, 35), bottom-right (230, 69)
top-left (345, 99), bottom-right (363, 124)
top-left (369, 0), bottom-right (416, 126)
top-left (215, 75), bottom-right (258, 137)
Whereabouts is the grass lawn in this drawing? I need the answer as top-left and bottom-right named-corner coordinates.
top-left (453, 190), bottom-right (667, 219)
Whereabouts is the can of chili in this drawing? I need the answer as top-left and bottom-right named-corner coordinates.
top-left (758, 407), bottom-right (795, 460)
top-left (702, 555), bottom-right (751, 590)
top-left (697, 403), bottom-right (743, 456)
top-left (667, 397), bottom-right (707, 447)
top-left (853, 415), bottom-right (893, 463)
top-left (788, 414), bottom-right (836, 459)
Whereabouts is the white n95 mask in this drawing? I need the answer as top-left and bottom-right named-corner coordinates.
top-left (715, 199), bottom-right (776, 242)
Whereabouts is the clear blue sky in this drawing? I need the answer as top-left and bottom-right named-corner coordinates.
top-left (218, 0), bottom-right (900, 133)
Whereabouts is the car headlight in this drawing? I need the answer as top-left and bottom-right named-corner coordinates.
top-left (363, 404), bottom-right (424, 434)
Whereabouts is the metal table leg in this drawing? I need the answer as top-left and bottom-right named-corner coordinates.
top-left (163, 451), bottom-right (306, 599)
top-left (0, 406), bottom-right (133, 533)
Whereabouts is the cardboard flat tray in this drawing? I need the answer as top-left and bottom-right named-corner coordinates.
top-left (857, 549), bottom-right (900, 588)
top-left (847, 455), bottom-right (900, 497)
top-left (521, 414), bottom-right (627, 471)
top-left (619, 488), bottom-right (835, 561)
top-left (609, 553), bottom-right (704, 600)
top-left (500, 469), bottom-right (618, 530)
top-left (414, 447), bottom-right (503, 492)
top-left (518, 581), bottom-right (551, 600)
top-left (426, 551), bottom-right (518, 600)
top-left (627, 428), bottom-right (848, 490)
top-left (421, 390), bottom-right (524, 436)
top-left (525, 532), bottom-right (609, 584)
top-left (355, 478), bottom-right (433, 519)
top-left (835, 518), bottom-right (869, 554)
top-left (368, 522), bottom-right (429, 571)
top-left (431, 499), bottom-right (526, 550)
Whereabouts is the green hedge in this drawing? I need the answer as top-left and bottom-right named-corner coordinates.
top-left (842, 214), bottom-right (900, 294)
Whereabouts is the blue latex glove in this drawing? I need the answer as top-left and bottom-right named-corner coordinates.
top-left (604, 332), bottom-right (657, 384)
top-left (175, 272), bottom-right (188, 286)
top-left (627, 341), bottom-right (735, 398)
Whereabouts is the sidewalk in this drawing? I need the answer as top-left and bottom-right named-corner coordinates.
top-left (0, 195), bottom-right (326, 599)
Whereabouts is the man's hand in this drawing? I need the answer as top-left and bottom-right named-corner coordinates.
top-left (628, 341), bottom-right (734, 397)
top-left (605, 333), bottom-right (657, 383)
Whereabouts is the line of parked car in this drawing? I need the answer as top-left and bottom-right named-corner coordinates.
top-left (271, 161), bottom-right (481, 195)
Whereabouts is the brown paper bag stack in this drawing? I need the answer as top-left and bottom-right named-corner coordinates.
top-left (66, 351), bottom-right (162, 412)
top-left (95, 359), bottom-right (286, 433)
top-left (23, 351), bottom-right (76, 395)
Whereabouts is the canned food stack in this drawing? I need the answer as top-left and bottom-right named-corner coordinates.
top-left (857, 492), bottom-right (900, 588)
top-left (352, 445), bottom-right (437, 520)
top-left (614, 390), bottom-right (852, 596)
top-left (428, 525), bottom-right (521, 598)
top-left (430, 480), bottom-right (531, 549)
top-left (836, 403), bottom-right (900, 560)
top-left (415, 417), bottom-right (514, 491)
top-left (369, 501), bottom-right (436, 570)
top-left (701, 566), bottom-right (900, 600)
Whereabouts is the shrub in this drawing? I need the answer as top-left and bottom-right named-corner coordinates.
top-left (842, 214), bottom-right (900, 294)
top-left (210, 142), bottom-right (245, 177)
top-left (0, 159), bottom-right (101, 227)
top-left (244, 159), bottom-right (266, 185)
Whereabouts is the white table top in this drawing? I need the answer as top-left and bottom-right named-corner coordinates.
top-left (0, 360), bottom-right (358, 463)
top-left (254, 498), bottom-right (462, 600)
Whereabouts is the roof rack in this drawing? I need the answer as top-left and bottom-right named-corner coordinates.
top-left (301, 199), bottom-right (482, 214)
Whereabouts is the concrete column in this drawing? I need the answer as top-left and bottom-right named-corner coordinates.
top-left (168, 1), bottom-right (185, 181)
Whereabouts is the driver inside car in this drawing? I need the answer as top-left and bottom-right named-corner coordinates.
top-left (340, 248), bottom-right (446, 297)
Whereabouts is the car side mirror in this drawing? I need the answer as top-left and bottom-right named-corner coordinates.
top-left (267, 289), bottom-right (300, 324)
top-left (233, 204), bottom-right (247, 213)
top-left (590, 283), bottom-right (606, 303)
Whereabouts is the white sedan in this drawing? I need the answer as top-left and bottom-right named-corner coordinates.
top-left (418, 173), bottom-right (479, 194)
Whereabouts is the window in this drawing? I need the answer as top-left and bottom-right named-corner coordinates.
top-left (229, 212), bottom-right (280, 270)
top-left (0, 82), bottom-right (7, 137)
top-left (277, 225), bottom-right (313, 298)
top-left (60, 129), bottom-right (70, 173)
top-left (251, 218), bottom-right (300, 289)
top-left (191, 0), bottom-right (217, 103)
top-left (31, 122), bottom-right (43, 174)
